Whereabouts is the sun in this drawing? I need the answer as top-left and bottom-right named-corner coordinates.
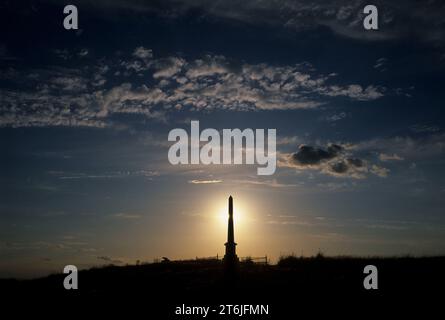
top-left (215, 197), bottom-right (247, 230)
top-left (205, 194), bottom-right (255, 247)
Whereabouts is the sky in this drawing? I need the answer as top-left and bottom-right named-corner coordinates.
top-left (1, 0), bottom-right (445, 278)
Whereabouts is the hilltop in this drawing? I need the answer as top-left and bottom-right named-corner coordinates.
top-left (2, 255), bottom-right (444, 317)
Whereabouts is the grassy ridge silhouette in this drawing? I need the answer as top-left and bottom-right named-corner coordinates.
top-left (3, 254), bottom-right (444, 295)
top-left (2, 255), bottom-right (443, 316)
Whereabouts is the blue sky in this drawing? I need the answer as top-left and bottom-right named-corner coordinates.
top-left (1, 0), bottom-right (445, 278)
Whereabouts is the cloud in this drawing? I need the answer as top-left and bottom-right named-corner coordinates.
top-left (1, 239), bottom-right (89, 252)
top-left (286, 132), bottom-right (445, 179)
top-left (0, 49), bottom-right (387, 128)
top-left (97, 256), bottom-right (123, 264)
top-left (283, 143), bottom-right (388, 179)
top-left (373, 57), bottom-right (387, 72)
top-left (133, 46), bottom-right (153, 59)
top-left (50, 76), bottom-right (87, 91)
top-left (72, 0), bottom-right (445, 46)
top-left (317, 181), bottom-right (355, 191)
top-left (79, 48), bottom-right (89, 57)
top-left (410, 124), bottom-right (440, 133)
top-left (153, 57), bottom-right (185, 79)
top-left (352, 133), bottom-right (445, 160)
top-left (232, 179), bottom-right (298, 188)
top-left (291, 144), bottom-right (342, 165)
top-left (370, 164), bottom-right (390, 177)
top-left (112, 213), bottom-right (142, 219)
top-left (266, 217), bottom-right (314, 226)
top-left (188, 179), bottom-right (222, 184)
top-left (54, 49), bottom-right (71, 60)
top-left (379, 153), bottom-right (404, 161)
top-left (276, 135), bottom-right (303, 147)
top-left (185, 57), bottom-right (229, 79)
top-left (322, 84), bottom-right (384, 100)
top-left (325, 112), bottom-right (347, 122)
top-left (55, 170), bottom-right (159, 180)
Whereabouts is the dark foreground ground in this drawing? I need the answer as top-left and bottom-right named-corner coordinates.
top-left (2, 256), bottom-right (444, 317)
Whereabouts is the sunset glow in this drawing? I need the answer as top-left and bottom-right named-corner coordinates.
top-left (2, 1), bottom-right (445, 280)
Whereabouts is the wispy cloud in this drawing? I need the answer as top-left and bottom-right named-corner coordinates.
top-left (97, 256), bottom-right (123, 264)
top-left (112, 213), bottom-right (142, 219)
top-left (232, 179), bottom-right (299, 188)
top-left (188, 179), bottom-right (223, 184)
top-left (373, 58), bottom-right (388, 72)
top-left (379, 153), bottom-right (404, 161)
top-left (352, 133), bottom-right (445, 160)
top-left (53, 170), bottom-right (159, 180)
top-left (133, 46), bottom-right (153, 59)
top-left (77, 0), bottom-right (445, 46)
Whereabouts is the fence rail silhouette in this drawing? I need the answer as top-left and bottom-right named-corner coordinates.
top-left (194, 255), bottom-right (269, 264)
top-left (152, 255), bottom-right (269, 265)
top-left (241, 256), bottom-right (269, 264)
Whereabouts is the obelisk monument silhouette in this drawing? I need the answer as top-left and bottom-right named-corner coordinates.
top-left (224, 195), bottom-right (238, 267)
